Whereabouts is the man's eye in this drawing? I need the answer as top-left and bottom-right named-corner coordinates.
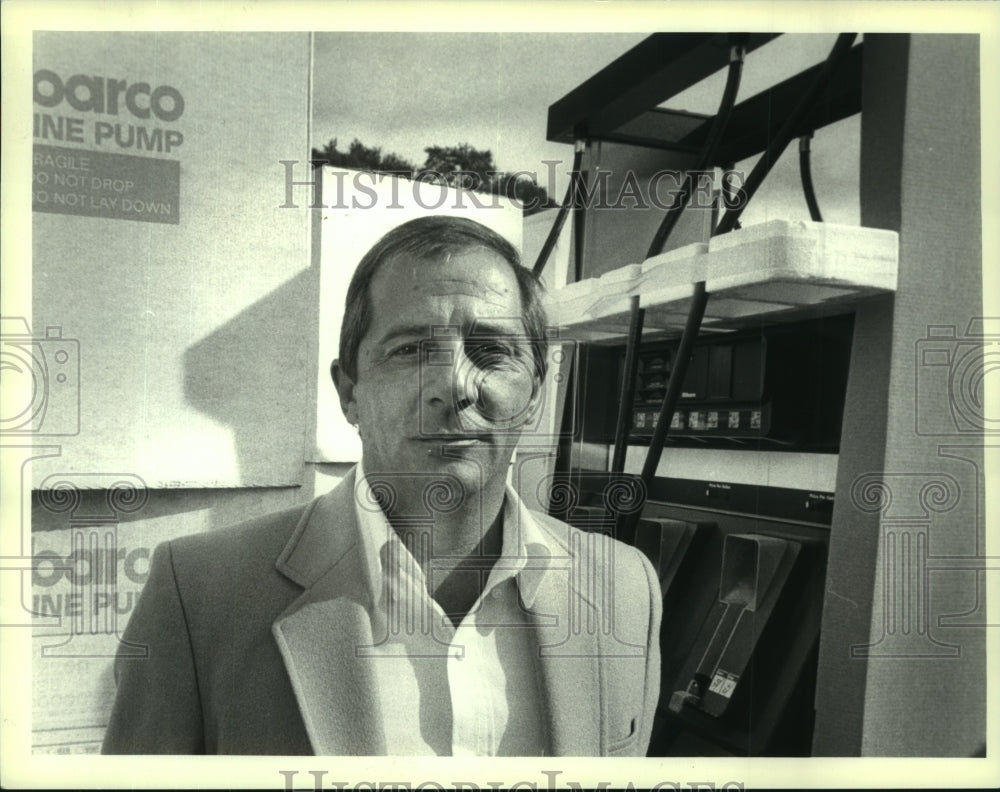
top-left (389, 343), bottom-right (419, 358)
top-left (467, 341), bottom-right (520, 366)
top-left (469, 341), bottom-right (508, 356)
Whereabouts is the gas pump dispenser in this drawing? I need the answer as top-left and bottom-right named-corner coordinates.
top-left (533, 33), bottom-right (915, 756)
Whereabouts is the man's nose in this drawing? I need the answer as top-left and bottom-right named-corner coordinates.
top-left (450, 346), bottom-right (483, 411)
top-left (423, 343), bottom-right (480, 410)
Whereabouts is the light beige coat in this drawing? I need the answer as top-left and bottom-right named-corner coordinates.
top-left (102, 469), bottom-right (661, 755)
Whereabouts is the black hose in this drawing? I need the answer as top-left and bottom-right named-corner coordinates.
top-left (615, 43), bottom-right (745, 535)
top-left (646, 43), bottom-right (746, 259)
top-left (799, 134), bottom-right (823, 222)
top-left (616, 281), bottom-right (710, 538)
top-left (623, 35), bottom-right (858, 540)
top-left (532, 140), bottom-right (586, 276)
top-left (638, 281), bottom-right (709, 486)
top-left (716, 33), bottom-right (857, 235)
top-left (610, 297), bottom-right (645, 474)
top-left (572, 165), bottom-right (587, 283)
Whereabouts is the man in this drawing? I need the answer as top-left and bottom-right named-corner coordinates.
top-left (102, 215), bottom-right (661, 756)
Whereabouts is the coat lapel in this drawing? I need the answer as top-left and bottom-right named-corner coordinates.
top-left (525, 529), bottom-right (604, 756)
top-left (271, 470), bottom-right (388, 755)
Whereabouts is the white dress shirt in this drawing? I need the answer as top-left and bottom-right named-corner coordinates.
top-left (353, 462), bottom-right (552, 756)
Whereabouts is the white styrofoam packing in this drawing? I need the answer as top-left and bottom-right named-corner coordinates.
top-left (544, 220), bottom-right (899, 338)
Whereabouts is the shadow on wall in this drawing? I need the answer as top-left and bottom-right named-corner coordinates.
top-left (183, 267), bottom-right (319, 490)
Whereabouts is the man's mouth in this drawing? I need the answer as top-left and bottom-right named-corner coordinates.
top-left (418, 434), bottom-right (491, 445)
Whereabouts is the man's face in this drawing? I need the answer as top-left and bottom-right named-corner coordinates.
top-left (335, 247), bottom-right (542, 504)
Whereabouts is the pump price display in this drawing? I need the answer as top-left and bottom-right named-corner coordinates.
top-left (708, 669), bottom-right (739, 699)
top-left (632, 408), bottom-right (768, 436)
top-left (32, 143), bottom-right (180, 224)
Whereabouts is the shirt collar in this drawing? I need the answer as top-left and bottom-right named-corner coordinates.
top-left (352, 460), bottom-right (552, 609)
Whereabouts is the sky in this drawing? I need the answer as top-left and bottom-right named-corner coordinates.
top-left (310, 32), bottom-right (860, 227)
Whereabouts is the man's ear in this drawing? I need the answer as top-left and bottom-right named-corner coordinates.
top-left (331, 359), bottom-right (359, 426)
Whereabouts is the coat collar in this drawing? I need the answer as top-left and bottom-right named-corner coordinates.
top-left (274, 468), bottom-right (370, 592)
top-left (271, 465), bottom-right (605, 755)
